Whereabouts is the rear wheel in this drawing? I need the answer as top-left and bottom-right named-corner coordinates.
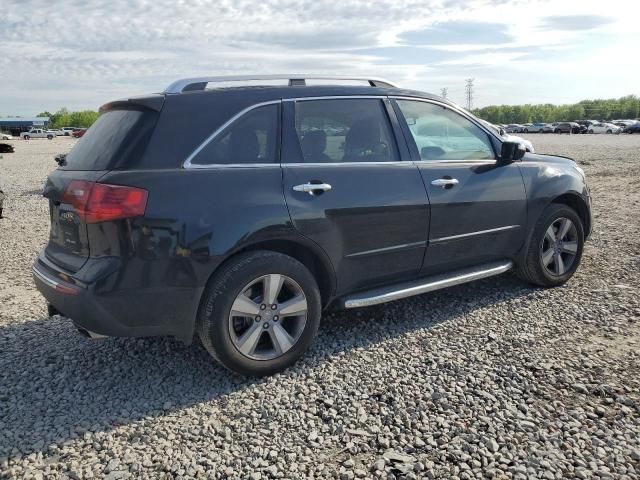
top-left (588, 129), bottom-right (594, 134)
top-left (47, 135), bottom-right (53, 140)
top-left (606, 129), bottom-right (612, 134)
top-left (197, 250), bottom-right (321, 376)
top-left (24, 135), bottom-right (30, 140)
top-left (516, 204), bottom-right (584, 287)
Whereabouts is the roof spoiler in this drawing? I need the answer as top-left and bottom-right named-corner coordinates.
top-left (99, 94), bottom-right (165, 113)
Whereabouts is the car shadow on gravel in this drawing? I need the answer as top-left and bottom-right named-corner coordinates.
top-left (0, 273), bottom-right (536, 458)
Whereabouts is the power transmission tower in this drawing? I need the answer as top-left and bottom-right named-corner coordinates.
top-left (440, 88), bottom-right (448, 99)
top-left (465, 78), bottom-right (475, 110)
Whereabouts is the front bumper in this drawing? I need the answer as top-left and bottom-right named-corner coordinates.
top-left (32, 252), bottom-right (203, 343)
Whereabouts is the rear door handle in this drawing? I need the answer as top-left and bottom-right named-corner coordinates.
top-left (293, 183), bottom-right (332, 195)
top-left (431, 178), bottom-right (459, 188)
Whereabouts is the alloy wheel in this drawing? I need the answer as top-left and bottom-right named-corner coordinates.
top-left (540, 217), bottom-right (579, 276)
top-left (228, 274), bottom-right (308, 361)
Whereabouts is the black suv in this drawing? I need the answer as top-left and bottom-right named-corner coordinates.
top-left (554, 122), bottom-right (581, 134)
top-left (33, 75), bottom-right (592, 376)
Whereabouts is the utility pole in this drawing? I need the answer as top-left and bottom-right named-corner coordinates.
top-left (440, 88), bottom-right (448, 99)
top-left (465, 78), bottom-right (475, 111)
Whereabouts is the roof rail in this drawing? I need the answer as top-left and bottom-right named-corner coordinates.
top-left (164, 74), bottom-right (398, 94)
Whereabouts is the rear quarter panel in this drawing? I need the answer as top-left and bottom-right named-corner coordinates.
top-left (99, 166), bottom-right (294, 290)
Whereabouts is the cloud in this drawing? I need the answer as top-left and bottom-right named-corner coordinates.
top-left (0, 0), bottom-right (636, 114)
top-left (538, 15), bottom-right (614, 31)
top-left (398, 21), bottom-right (514, 46)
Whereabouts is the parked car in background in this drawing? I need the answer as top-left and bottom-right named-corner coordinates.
top-left (479, 119), bottom-right (535, 153)
top-left (1, 132), bottom-right (13, 140)
top-left (72, 129), bottom-right (87, 138)
top-left (554, 122), bottom-right (581, 134)
top-left (575, 120), bottom-right (596, 134)
top-left (588, 122), bottom-right (621, 134)
top-left (49, 129), bottom-right (66, 136)
top-left (542, 123), bottom-right (557, 133)
top-left (505, 124), bottom-right (526, 133)
top-left (623, 122), bottom-right (640, 134)
top-left (612, 120), bottom-right (635, 130)
top-left (61, 127), bottom-right (76, 136)
top-left (527, 123), bottom-right (548, 133)
top-left (20, 129), bottom-right (54, 140)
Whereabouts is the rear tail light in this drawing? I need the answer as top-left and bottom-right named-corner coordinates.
top-left (63, 180), bottom-right (148, 223)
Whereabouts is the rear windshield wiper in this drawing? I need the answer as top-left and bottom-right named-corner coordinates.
top-left (54, 154), bottom-right (67, 166)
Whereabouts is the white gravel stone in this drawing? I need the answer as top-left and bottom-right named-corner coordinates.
top-left (1, 135), bottom-right (639, 479)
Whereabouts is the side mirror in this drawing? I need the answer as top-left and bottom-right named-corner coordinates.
top-left (498, 127), bottom-right (506, 136)
top-left (500, 141), bottom-right (526, 163)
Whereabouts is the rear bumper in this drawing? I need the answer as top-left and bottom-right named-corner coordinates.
top-left (32, 252), bottom-right (203, 343)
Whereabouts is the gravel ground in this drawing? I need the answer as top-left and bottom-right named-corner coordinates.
top-left (0, 134), bottom-right (639, 480)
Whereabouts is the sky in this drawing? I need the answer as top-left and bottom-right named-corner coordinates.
top-left (0, 0), bottom-right (638, 116)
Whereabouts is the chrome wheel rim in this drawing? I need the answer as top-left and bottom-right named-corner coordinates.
top-left (228, 274), bottom-right (308, 361)
top-left (540, 217), bottom-right (579, 276)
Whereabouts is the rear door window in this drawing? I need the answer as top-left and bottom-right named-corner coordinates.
top-left (294, 99), bottom-right (399, 163)
top-left (62, 109), bottom-right (158, 170)
top-left (190, 104), bottom-right (280, 165)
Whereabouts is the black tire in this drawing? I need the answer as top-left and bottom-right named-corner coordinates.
top-left (524, 128), bottom-right (529, 133)
top-left (516, 204), bottom-right (584, 288)
top-left (606, 130), bottom-right (612, 134)
top-left (47, 135), bottom-right (53, 140)
top-left (197, 250), bottom-right (322, 376)
top-left (24, 135), bottom-right (30, 140)
top-left (588, 129), bottom-right (594, 134)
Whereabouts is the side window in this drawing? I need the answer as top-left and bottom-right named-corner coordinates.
top-left (295, 99), bottom-right (399, 163)
top-left (396, 100), bottom-right (495, 161)
top-left (191, 104), bottom-right (279, 165)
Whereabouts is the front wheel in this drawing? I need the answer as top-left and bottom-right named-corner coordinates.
top-left (606, 130), bottom-right (612, 134)
top-left (47, 135), bottom-right (53, 140)
top-left (23, 135), bottom-right (30, 140)
top-left (516, 204), bottom-right (584, 287)
top-left (197, 250), bottom-right (322, 376)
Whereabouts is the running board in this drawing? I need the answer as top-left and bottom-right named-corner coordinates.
top-left (343, 260), bottom-right (513, 309)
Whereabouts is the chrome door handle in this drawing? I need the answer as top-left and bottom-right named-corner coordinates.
top-left (431, 178), bottom-right (459, 188)
top-left (293, 183), bottom-right (332, 195)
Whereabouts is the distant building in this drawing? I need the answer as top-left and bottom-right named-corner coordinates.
top-left (0, 117), bottom-right (50, 136)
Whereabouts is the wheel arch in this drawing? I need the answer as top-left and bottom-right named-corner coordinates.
top-left (551, 193), bottom-right (591, 239)
top-left (236, 239), bottom-right (336, 308)
top-left (204, 237), bottom-right (336, 310)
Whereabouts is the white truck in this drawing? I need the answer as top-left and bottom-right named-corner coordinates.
top-left (20, 129), bottom-right (55, 140)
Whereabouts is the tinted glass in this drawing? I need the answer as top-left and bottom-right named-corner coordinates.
top-left (396, 100), bottom-right (495, 161)
top-left (63, 109), bottom-right (158, 170)
top-left (191, 104), bottom-right (279, 165)
top-left (295, 99), bottom-right (399, 163)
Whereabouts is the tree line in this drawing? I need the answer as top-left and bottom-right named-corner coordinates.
top-left (32, 95), bottom-right (640, 130)
top-left (472, 95), bottom-right (640, 125)
top-left (37, 108), bottom-right (100, 129)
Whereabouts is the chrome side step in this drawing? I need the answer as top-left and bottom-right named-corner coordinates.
top-left (343, 260), bottom-right (513, 309)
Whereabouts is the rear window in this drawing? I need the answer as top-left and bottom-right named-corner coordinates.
top-left (62, 109), bottom-right (158, 170)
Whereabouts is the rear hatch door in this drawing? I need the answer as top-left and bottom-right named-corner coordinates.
top-left (43, 103), bottom-right (161, 273)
